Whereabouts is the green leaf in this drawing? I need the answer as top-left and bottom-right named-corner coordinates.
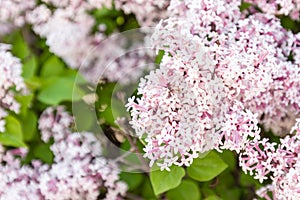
top-left (155, 50), bottom-right (165, 64)
top-left (150, 165), bottom-right (185, 195)
top-left (15, 94), bottom-right (34, 116)
top-left (64, 70), bottom-right (87, 85)
top-left (141, 177), bottom-right (157, 199)
top-left (217, 188), bottom-right (242, 200)
top-left (166, 180), bottom-right (201, 200)
top-left (20, 110), bottom-right (37, 142)
top-left (204, 195), bottom-right (223, 200)
top-left (25, 77), bottom-right (42, 90)
top-left (201, 186), bottom-right (217, 197)
top-left (33, 143), bottom-right (54, 164)
top-left (187, 151), bottom-right (228, 182)
top-left (0, 116), bottom-right (26, 147)
top-left (11, 32), bottom-right (30, 59)
top-left (38, 77), bottom-right (85, 105)
top-left (239, 2), bottom-right (252, 11)
top-left (120, 172), bottom-right (144, 191)
top-left (22, 55), bottom-right (38, 79)
top-left (40, 56), bottom-right (65, 77)
top-left (218, 150), bottom-right (236, 171)
top-left (73, 101), bottom-right (95, 131)
top-left (239, 172), bottom-right (261, 187)
top-left (280, 16), bottom-right (296, 31)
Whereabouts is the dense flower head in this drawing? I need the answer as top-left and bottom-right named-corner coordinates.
top-left (167, 0), bottom-right (242, 35)
top-left (28, 4), bottom-right (96, 69)
top-left (114, 0), bottom-right (170, 27)
top-left (0, 146), bottom-right (44, 199)
top-left (0, 44), bottom-right (26, 133)
top-left (126, 44), bottom-right (260, 169)
top-left (153, 5), bottom-right (300, 134)
top-left (82, 31), bottom-right (155, 84)
top-left (239, 138), bottom-right (277, 183)
top-left (218, 13), bottom-right (300, 134)
top-left (151, 0), bottom-right (242, 53)
top-left (244, 0), bottom-right (300, 20)
top-left (127, 53), bottom-right (224, 169)
top-left (26, 1), bottom-right (155, 84)
top-left (40, 132), bottom-right (127, 200)
top-left (256, 148), bottom-right (300, 200)
top-left (128, 0), bottom-right (300, 170)
top-left (241, 120), bottom-right (300, 199)
top-left (0, 107), bottom-right (127, 200)
top-left (38, 106), bottom-right (73, 143)
top-left (0, 0), bottom-right (36, 35)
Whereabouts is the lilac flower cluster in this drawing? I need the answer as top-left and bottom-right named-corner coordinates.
top-left (241, 120), bottom-right (300, 199)
top-left (24, 1), bottom-right (154, 84)
top-left (126, 0), bottom-right (300, 172)
top-left (126, 47), bottom-right (260, 170)
top-left (0, 107), bottom-right (127, 200)
top-left (244, 0), bottom-right (300, 20)
top-left (0, 0), bottom-right (35, 35)
top-left (0, 44), bottom-right (25, 133)
top-left (0, 0), bottom-right (156, 85)
top-left (114, 0), bottom-right (170, 27)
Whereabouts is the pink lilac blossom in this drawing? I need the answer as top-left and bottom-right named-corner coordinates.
top-left (27, 2), bottom-right (154, 84)
top-left (38, 106), bottom-right (73, 143)
top-left (126, 0), bottom-right (256, 169)
top-left (39, 132), bottom-right (127, 200)
top-left (151, 0), bottom-right (242, 52)
top-left (0, 0), bottom-right (36, 35)
top-left (240, 120), bottom-right (300, 199)
top-left (0, 107), bottom-right (127, 200)
top-left (126, 47), bottom-right (260, 170)
top-left (217, 14), bottom-right (300, 134)
top-left (27, 5), bottom-right (96, 69)
top-left (114, 0), bottom-right (170, 27)
top-left (244, 0), bottom-right (300, 20)
top-left (292, 33), bottom-right (300, 64)
top-left (83, 31), bottom-right (155, 84)
top-left (41, 0), bottom-right (113, 9)
top-left (0, 44), bottom-right (26, 133)
top-left (126, 0), bottom-right (300, 171)
top-left (0, 147), bottom-right (44, 199)
top-left (151, 1), bottom-right (300, 135)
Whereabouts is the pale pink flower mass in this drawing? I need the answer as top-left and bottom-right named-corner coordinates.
top-left (0, 107), bottom-right (127, 200)
top-left (0, 44), bottom-right (25, 133)
top-left (1, 0), bottom-right (300, 199)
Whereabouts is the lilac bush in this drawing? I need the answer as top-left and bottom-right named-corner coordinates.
top-left (0, 107), bottom-right (127, 200)
top-left (1, 0), bottom-right (300, 199)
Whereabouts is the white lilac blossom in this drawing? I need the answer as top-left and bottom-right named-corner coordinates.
top-left (38, 106), bottom-right (73, 143)
top-left (0, 107), bottom-right (127, 200)
top-left (114, 0), bottom-right (170, 27)
top-left (39, 132), bottom-right (127, 200)
top-left (26, 2), bottom-right (154, 84)
top-left (83, 32), bottom-right (155, 84)
top-left (0, 147), bottom-right (44, 199)
top-left (40, 0), bottom-right (113, 9)
top-left (0, 44), bottom-right (25, 133)
top-left (152, 0), bottom-right (300, 134)
top-left (126, 0), bottom-right (300, 171)
top-left (0, 0), bottom-right (35, 35)
top-left (244, 0), bottom-right (300, 20)
top-left (28, 5), bottom-right (96, 69)
top-left (126, 0), bottom-right (261, 169)
top-left (126, 50), bottom-right (260, 170)
top-left (216, 14), bottom-right (300, 134)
